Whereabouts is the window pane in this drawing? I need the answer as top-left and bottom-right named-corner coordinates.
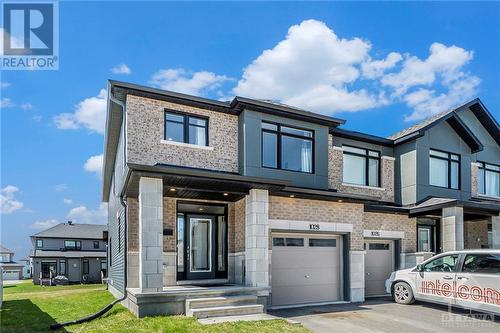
top-left (368, 151), bottom-right (380, 157)
top-left (285, 238), bottom-right (304, 246)
top-left (262, 132), bottom-right (278, 168)
top-left (450, 161), bottom-right (459, 189)
top-left (262, 122), bottom-right (277, 131)
top-left (309, 239), bottom-right (336, 247)
top-left (478, 169), bottom-right (485, 194)
top-left (451, 154), bottom-right (460, 161)
top-left (486, 164), bottom-right (500, 171)
top-left (281, 136), bottom-right (312, 173)
top-left (343, 154), bottom-right (366, 185)
top-left (368, 243), bottom-right (390, 250)
top-left (423, 255), bottom-right (459, 272)
top-left (418, 228), bottom-right (431, 252)
top-left (462, 254), bottom-right (500, 274)
top-left (430, 157), bottom-right (448, 187)
top-left (217, 216), bottom-right (226, 272)
top-left (188, 117), bottom-right (206, 126)
top-left (177, 214), bottom-right (184, 273)
top-left (166, 121), bottom-right (184, 142)
top-left (430, 150), bottom-right (448, 158)
top-left (273, 237), bottom-right (285, 246)
top-left (166, 113), bottom-right (184, 122)
top-left (343, 146), bottom-right (366, 155)
top-left (188, 125), bottom-right (206, 146)
top-left (281, 126), bottom-right (313, 138)
top-left (368, 158), bottom-right (379, 187)
top-left (485, 170), bottom-right (500, 197)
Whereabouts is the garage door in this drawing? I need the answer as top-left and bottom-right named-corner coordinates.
top-left (365, 240), bottom-right (393, 296)
top-left (2, 271), bottom-right (20, 280)
top-left (271, 233), bottom-right (342, 307)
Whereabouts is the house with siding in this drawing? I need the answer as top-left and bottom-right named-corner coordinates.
top-left (30, 222), bottom-right (107, 284)
top-left (103, 80), bottom-right (500, 318)
top-left (0, 245), bottom-right (24, 280)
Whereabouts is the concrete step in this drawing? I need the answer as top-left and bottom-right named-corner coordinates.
top-left (186, 295), bottom-right (258, 310)
top-left (188, 304), bottom-right (264, 319)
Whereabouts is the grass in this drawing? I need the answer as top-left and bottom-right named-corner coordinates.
top-left (1, 281), bottom-right (309, 333)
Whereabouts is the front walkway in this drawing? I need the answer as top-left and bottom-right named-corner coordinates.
top-left (270, 297), bottom-right (500, 333)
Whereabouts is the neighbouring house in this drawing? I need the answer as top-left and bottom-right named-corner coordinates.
top-left (30, 222), bottom-right (107, 284)
top-left (19, 258), bottom-right (31, 279)
top-left (0, 245), bottom-right (24, 280)
top-left (103, 80), bottom-right (500, 318)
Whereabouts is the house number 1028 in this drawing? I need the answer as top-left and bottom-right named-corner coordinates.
top-left (309, 223), bottom-right (320, 230)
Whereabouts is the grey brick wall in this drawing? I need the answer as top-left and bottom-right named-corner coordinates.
top-left (363, 212), bottom-right (416, 252)
top-left (126, 95), bottom-right (238, 172)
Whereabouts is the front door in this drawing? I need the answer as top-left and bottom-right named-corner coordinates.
top-left (186, 215), bottom-right (216, 280)
top-left (41, 261), bottom-right (56, 278)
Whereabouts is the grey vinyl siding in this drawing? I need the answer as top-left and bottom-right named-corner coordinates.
top-left (32, 237), bottom-right (106, 251)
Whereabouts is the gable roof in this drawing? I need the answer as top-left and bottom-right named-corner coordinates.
top-left (32, 223), bottom-right (107, 239)
top-left (0, 245), bottom-right (14, 254)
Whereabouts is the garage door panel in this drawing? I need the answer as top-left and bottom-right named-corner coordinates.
top-left (272, 284), bottom-right (341, 306)
top-left (272, 252), bottom-right (339, 269)
top-left (272, 267), bottom-right (340, 286)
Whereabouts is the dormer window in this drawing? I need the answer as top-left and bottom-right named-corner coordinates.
top-left (478, 162), bottom-right (500, 197)
top-left (165, 110), bottom-right (208, 146)
top-left (429, 149), bottom-right (460, 189)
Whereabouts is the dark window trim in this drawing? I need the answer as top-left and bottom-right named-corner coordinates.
top-left (429, 148), bottom-right (461, 190)
top-left (83, 259), bottom-right (89, 275)
top-left (164, 109), bottom-right (209, 146)
top-left (261, 121), bottom-right (315, 174)
top-left (64, 240), bottom-right (82, 250)
top-left (478, 161), bottom-right (500, 196)
top-left (342, 145), bottom-right (381, 187)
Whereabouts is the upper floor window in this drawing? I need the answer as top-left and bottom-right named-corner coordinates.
top-left (342, 146), bottom-right (380, 187)
top-left (478, 162), bottom-right (500, 197)
top-left (36, 239), bottom-right (43, 248)
top-left (93, 241), bottom-right (99, 249)
top-left (64, 240), bottom-right (81, 250)
top-left (429, 149), bottom-right (460, 189)
top-left (261, 122), bottom-right (313, 173)
top-left (165, 111), bottom-right (208, 146)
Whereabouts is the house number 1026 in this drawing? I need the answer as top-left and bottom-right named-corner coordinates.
top-left (309, 223), bottom-right (320, 230)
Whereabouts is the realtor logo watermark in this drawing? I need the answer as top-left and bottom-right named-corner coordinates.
top-left (1, 1), bottom-right (59, 70)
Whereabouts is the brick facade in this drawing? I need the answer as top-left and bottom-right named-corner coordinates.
top-left (464, 220), bottom-right (489, 249)
top-left (126, 94), bottom-right (238, 172)
top-left (363, 212), bottom-right (416, 252)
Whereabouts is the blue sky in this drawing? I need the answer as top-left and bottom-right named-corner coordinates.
top-left (1, 1), bottom-right (499, 259)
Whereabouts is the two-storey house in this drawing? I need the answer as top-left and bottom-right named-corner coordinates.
top-left (103, 80), bottom-right (500, 318)
top-left (0, 245), bottom-right (24, 280)
top-left (30, 222), bottom-right (107, 284)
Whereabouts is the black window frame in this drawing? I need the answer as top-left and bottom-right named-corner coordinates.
top-left (93, 241), bottom-right (99, 249)
top-left (429, 149), bottom-right (461, 190)
top-left (36, 239), bottom-right (43, 248)
top-left (342, 145), bottom-right (381, 187)
top-left (64, 240), bottom-right (81, 250)
top-left (164, 110), bottom-right (209, 146)
top-left (261, 121), bottom-right (315, 174)
top-left (478, 161), bottom-right (500, 197)
top-left (83, 259), bottom-right (89, 275)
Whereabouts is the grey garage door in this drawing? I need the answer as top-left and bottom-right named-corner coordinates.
top-left (365, 240), bottom-right (394, 296)
top-left (271, 233), bottom-right (342, 307)
top-left (2, 270), bottom-right (20, 280)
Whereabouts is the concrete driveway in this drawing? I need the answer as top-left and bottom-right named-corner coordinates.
top-left (270, 297), bottom-right (499, 333)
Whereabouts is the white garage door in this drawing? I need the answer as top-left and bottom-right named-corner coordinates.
top-left (2, 271), bottom-right (20, 280)
top-left (271, 233), bottom-right (342, 307)
top-left (365, 240), bottom-right (394, 296)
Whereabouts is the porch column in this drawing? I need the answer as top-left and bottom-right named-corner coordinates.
top-left (441, 207), bottom-right (464, 252)
top-left (245, 189), bottom-right (269, 287)
top-left (138, 177), bottom-right (163, 292)
top-left (491, 215), bottom-right (500, 249)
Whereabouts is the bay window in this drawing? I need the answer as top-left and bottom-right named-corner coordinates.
top-left (342, 146), bottom-right (380, 187)
top-left (478, 162), bottom-right (500, 197)
top-left (261, 122), bottom-right (313, 173)
top-left (429, 149), bottom-right (460, 189)
top-left (165, 110), bottom-right (208, 146)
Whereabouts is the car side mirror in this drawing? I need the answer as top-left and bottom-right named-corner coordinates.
top-left (416, 264), bottom-right (424, 272)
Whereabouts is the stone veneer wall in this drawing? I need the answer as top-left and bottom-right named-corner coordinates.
top-left (328, 134), bottom-right (395, 202)
top-left (363, 212), bottom-right (417, 252)
top-left (464, 220), bottom-right (489, 249)
top-left (234, 198), bottom-right (246, 253)
top-left (126, 94), bottom-right (238, 172)
top-left (268, 196), bottom-right (365, 251)
top-left (470, 162), bottom-right (480, 198)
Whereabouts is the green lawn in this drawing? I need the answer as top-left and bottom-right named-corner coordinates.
top-left (1, 281), bottom-right (309, 333)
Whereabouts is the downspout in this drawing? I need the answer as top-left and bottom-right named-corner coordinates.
top-left (50, 90), bottom-right (129, 330)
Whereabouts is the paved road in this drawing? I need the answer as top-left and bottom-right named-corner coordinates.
top-left (270, 297), bottom-right (499, 333)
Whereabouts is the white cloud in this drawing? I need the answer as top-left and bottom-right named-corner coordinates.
top-left (54, 89), bottom-right (107, 134)
top-left (32, 219), bottom-right (58, 229)
top-left (67, 203), bottom-right (107, 224)
top-left (54, 184), bottom-right (67, 192)
top-left (111, 63), bottom-right (131, 75)
top-left (1, 185), bottom-right (23, 214)
top-left (1, 82), bottom-right (10, 89)
top-left (84, 154), bottom-right (103, 178)
top-left (232, 19), bottom-right (387, 114)
top-left (1, 98), bottom-right (15, 108)
top-left (149, 69), bottom-right (231, 96)
top-left (362, 52), bottom-right (403, 79)
top-left (63, 198), bottom-right (73, 205)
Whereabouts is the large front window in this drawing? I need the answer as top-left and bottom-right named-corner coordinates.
top-left (478, 162), bottom-right (500, 197)
top-left (342, 146), bottom-right (380, 187)
top-left (429, 149), bottom-right (460, 189)
top-left (261, 122), bottom-right (313, 173)
top-left (165, 111), bottom-right (208, 146)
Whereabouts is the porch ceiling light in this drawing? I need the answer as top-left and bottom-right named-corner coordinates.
top-left (289, 195), bottom-right (295, 198)
top-left (223, 193), bottom-right (229, 196)
top-left (169, 188), bottom-right (176, 192)
top-left (199, 208), bottom-right (203, 211)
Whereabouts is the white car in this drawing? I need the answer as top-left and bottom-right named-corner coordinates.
top-left (385, 249), bottom-right (500, 314)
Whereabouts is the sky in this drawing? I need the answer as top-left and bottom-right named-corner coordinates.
top-left (1, 1), bottom-right (499, 260)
